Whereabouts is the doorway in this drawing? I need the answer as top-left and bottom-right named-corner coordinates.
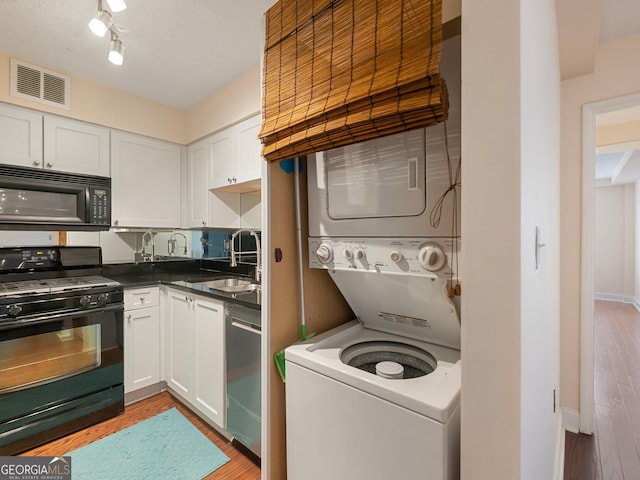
top-left (581, 91), bottom-right (640, 434)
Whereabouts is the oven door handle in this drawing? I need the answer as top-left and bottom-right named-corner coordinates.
top-left (0, 303), bottom-right (123, 329)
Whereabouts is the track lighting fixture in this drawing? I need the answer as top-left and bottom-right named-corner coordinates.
top-left (88, 0), bottom-right (126, 66)
top-left (108, 32), bottom-right (125, 65)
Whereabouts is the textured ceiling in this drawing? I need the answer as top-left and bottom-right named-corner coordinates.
top-left (0, 0), bottom-right (276, 109)
top-left (0, 1), bottom-right (638, 110)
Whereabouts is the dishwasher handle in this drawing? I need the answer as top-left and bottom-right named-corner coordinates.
top-left (231, 317), bottom-right (262, 334)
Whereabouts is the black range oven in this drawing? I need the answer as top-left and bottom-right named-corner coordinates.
top-left (0, 246), bottom-right (124, 455)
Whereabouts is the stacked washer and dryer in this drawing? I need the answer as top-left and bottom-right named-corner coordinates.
top-left (285, 36), bottom-right (461, 480)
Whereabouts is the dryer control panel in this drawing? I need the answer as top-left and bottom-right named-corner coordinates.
top-left (309, 237), bottom-right (460, 279)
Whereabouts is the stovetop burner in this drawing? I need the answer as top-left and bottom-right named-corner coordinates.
top-left (0, 276), bottom-right (120, 297)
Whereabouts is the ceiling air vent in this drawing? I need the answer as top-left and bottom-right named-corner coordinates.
top-left (10, 59), bottom-right (71, 110)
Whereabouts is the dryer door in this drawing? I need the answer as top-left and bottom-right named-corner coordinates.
top-left (323, 128), bottom-right (427, 219)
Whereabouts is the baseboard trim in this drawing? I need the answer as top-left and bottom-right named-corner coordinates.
top-left (124, 381), bottom-right (167, 406)
top-left (594, 292), bottom-right (624, 302)
top-left (634, 298), bottom-right (640, 313)
top-left (562, 407), bottom-right (580, 434)
top-left (553, 419), bottom-right (566, 480)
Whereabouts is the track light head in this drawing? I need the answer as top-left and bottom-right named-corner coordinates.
top-left (105, 0), bottom-right (127, 12)
top-left (108, 35), bottom-right (125, 66)
top-left (89, 10), bottom-right (113, 37)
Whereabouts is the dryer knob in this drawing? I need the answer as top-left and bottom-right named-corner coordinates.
top-left (418, 244), bottom-right (447, 272)
top-left (389, 250), bottom-right (403, 263)
top-left (343, 249), bottom-right (354, 260)
top-left (355, 249), bottom-right (366, 261)
top-left (316, 243), bottom-right (334, 264)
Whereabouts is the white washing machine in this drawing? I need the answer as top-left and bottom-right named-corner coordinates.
top-left (285, 238), bottom-right (461, 480)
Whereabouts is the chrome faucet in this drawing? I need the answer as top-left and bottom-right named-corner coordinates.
top-left (230, 229), bottom-right (261, 283)
top-left (140, 231), bottom-right (155, 262)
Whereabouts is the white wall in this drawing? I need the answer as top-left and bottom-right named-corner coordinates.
top-left (560, 33), bottom-right (640, 412)
top-left (625, 184), bottom-right (636, 301)
top-left (635, 180), bottom-right (640, 304)
top-left (594, 185), bottom-right (635, 301)
top-left (461, 0), bottom-right (561, 478)
top-left (519, 0), bottom-right (562, 478)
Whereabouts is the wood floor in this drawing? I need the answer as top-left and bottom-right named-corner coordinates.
top-left (21, 391), bottom-right (261, 480)
top-left (564, 300), bottom-right (640, 479)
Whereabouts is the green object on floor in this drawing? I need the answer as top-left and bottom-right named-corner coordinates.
top-left (65, 408), bottom-right (229, 479)
top-left (274, 325), bottom-right (311, 383)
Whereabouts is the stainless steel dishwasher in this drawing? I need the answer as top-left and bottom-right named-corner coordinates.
top-left (225, 303), bottom-right (261, 460)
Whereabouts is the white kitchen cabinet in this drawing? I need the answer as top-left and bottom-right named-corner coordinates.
top-left (185, 137), bottom-right (212, 228)
top-left (166, 289), bottom-right (193, 399)
top-left (124, 287), bottom-right (161, 395)
top-left (208, 128), bottom-right (235, 190)
top-left (234, 114), bottom-right (262, 185)
top-left (0, 103), bottom-right (43, 168)
top-left (111, 131), bottom-right (182, 228)
top-left (192, 295), bottom-right (226, 428)
top-left (164, 288), bottom-right (226, 429)
top-left (43, 116), bottom-right (110, 176)
top-left (0, 104), bottom-right (109, 176)
top-left (186, 115), bottom-right (262, 229)
top-left (209, 114), bottom-right (262, 191)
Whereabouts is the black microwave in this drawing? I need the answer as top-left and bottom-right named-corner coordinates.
top-left (0, 164), bottom-right (111, 231)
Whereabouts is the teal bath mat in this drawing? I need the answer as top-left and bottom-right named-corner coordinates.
top-left (66, 408), bottom-right (229, 479)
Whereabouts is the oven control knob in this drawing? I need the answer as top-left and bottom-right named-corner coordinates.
top-left (343, 249), bottom-right (354, 260)
top-left (97, 293), bottom-right (110, 305)
top-left (418, 244), bottom-right (447, 272)
top-left (315, 243), bottom-right (334, 264)
top-left (8, 304), bottom-right (22, 316)
top-left (355, 249), bottom-right (366, 261)
top-left (80, 295), bottom-right (91, 307)
top-left (390, 250), bottom-right (403, 263)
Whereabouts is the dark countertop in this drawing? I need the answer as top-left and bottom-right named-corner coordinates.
top-left (102, 260), bottom-right (261, 310)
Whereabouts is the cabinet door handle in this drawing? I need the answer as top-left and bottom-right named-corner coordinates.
top-left (202, 221), bottom-right (206, 226)
top-left (33, 160), bottom-right (41, 166)
top-left (140, 297), bottom-right (145, 304)
top-left (127, 314), bottom-right (132, 324)
top-left (46, 162), bottom-right (53, 168)
top-left (232, 176), bottom-right (237, 183)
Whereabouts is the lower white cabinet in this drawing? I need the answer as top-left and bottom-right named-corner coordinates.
top-left (165, 288), bottom-right (226, 429)
top-left (124, 287), bottom-right (161, 394)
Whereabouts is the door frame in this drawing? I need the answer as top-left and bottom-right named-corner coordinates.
top-left (581, 91), bottom-right (640, 433)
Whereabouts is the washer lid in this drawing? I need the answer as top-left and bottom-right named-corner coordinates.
top-left (329, 270), bottom-right (460, 350)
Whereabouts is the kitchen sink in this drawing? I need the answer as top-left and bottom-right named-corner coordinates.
top-left (195, 278), bottom-right (260, 293)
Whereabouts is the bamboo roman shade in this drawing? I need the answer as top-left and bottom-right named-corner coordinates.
top-left (259, 0), bottom-right (448, 162)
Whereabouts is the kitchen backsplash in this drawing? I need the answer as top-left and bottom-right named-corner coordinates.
top-left (0, 229), bottom-right (260, 265)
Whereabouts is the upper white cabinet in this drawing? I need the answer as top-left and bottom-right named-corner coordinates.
top-left (43, 116), bottom-right (110, 176)
top-left (0, 104), bottom-right (109, 176)
top-left (111, 131), bottom-right (182, 228)
top-left (208, 128), bottom-right (235, 190)
top-left (209, 114), bottom-right (262, 191)
top-left (185, 137), bottom-right (213, 228)
top-left (0, 103), bottom-right (43, 168)
top-left (185, 114), bottom-right (263, 229)
top-left (234, 114), bottom-right (262, 185)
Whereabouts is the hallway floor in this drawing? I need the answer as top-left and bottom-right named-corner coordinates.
top-left (564, 300), bottom-right (640, 479)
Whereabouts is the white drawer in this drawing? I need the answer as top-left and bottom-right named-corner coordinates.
top-left (124, 287), bottom-right (160, 310)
